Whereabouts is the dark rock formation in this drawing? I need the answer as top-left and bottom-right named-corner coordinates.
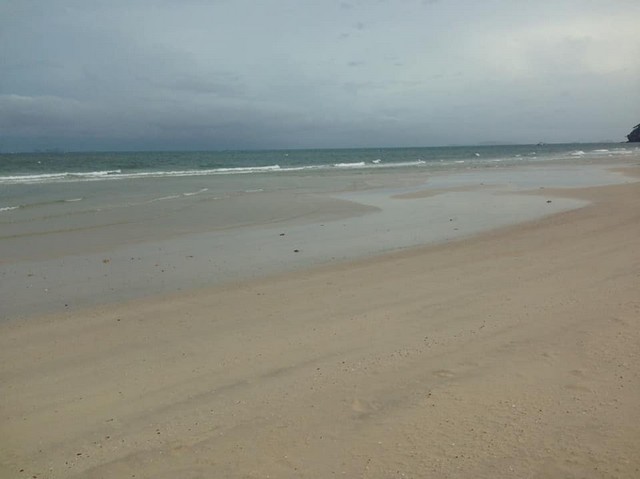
top-left (627, 123), bottom-right (640, 142)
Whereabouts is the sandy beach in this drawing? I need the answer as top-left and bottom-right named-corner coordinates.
top-left (4, 1), bottom-right (639, 476)
top-left (1, 165), bottom-right (639, 478)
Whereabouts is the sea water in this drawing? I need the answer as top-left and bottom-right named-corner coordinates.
top-left (1, 143), bottom-right (637, 185)
top-left (1, 143), bottom-right (637, 216)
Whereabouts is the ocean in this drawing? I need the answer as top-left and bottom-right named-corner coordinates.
top-left (1, 142), bottom-right (636, 215)
top-left (1, 143), bottom-right (636, 187)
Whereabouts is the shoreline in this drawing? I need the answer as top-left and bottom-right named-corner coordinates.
top-left (1, 166), bottom-right (639, 477)
top-left (1, 160), bottom-right (637, 319)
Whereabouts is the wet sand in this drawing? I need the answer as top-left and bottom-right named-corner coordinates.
top-left (1, 165), bottom-right (639, 478)
top-left (0, 163), bottom-right (631, 318)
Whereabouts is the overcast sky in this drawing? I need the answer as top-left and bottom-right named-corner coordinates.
top-left (1, 0), bottom-right (639, 151)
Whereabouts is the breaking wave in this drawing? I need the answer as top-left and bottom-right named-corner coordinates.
top-left (0, 161), bottom-right (432, 185)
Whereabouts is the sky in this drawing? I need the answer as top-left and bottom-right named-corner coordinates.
top-left (1, 0), bottom-right (639, 151)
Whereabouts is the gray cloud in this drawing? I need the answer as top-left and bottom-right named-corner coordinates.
top-left (1, 0), bottom-right (639, 151)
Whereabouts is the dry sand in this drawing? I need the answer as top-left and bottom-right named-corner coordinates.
top-left (1, 169), bottom-right (639, 478)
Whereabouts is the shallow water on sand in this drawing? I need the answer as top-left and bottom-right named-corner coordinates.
top-left (0, 158), bottom-right (637, 319)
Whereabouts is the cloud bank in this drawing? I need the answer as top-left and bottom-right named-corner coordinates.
top-left (1, 0), bottom-right (639, 151)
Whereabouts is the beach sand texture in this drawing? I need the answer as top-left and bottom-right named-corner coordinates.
top-left (1, 169), bottom-right (639, 478)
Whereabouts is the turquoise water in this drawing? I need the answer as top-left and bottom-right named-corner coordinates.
top-left (1, 143), bottom-right (635, 185)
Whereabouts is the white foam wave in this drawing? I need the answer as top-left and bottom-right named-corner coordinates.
top-left (0, 159), bottom-right (434, 185)
top-left (0, 205), bottom-right (19, 212)
top-left (69, 169), bottom-right (122, 177)
top-left (65, 198), bottom-right (83, 202)
top-left (610, 148), bottom-right (633, 155)
top-left (0, 166), bottom-right (283, 184)
top-left (568, 148), bottom-right (636, 158)
top-left (0, 170), bottom-right (122, 185)
top-left (333, 162), bottom-right (367, 168)
top-left (212, 165), bottom-right (281, 173)
top-left (182, 188), bottom-right (209, 196)
top-left (112, 165), bottom-right (282, 179)
top-left (149, 195), bottom-right (181, 202)
top-left (376, 160), bottom-right (426, 168)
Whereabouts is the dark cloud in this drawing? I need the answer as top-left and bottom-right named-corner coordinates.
top-left (1, 0), bottom-right (638, 151)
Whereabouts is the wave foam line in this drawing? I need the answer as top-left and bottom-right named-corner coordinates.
top-left (0, 170), bottom-right (122, 184)
top-left (182, 188), bottom-right (209, 196)
top-left (0, 160), bottom-right (435, 185)
top-left (376, 160), bottom-right (426, 168)
top-left (333, 162), bottom-right (366, 168)
top-left (148, 195), bottom-right (181, 203)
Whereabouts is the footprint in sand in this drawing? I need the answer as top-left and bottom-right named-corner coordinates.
top-left (433, 369), bottom-right (455, 378)
top-left (564, 383), bottom-right (592, 393)
top-left (351, 398), bottom-right (377, 417)
top-left (564, 370), bottom-right (592, 392)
